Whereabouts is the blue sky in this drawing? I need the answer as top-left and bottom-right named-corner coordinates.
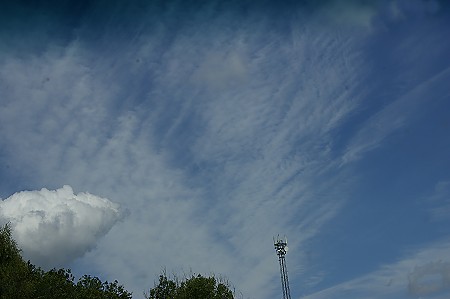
top-left (0, 1), bottom-right (449, 298)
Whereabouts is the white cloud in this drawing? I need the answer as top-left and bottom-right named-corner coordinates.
top-left (314, 0), bottom-right (442, 29)
top-left (303, 239), bottom-right (450, 299)
top-left (191, 49), bottom-right (249, 90)
top-left (408, 261), bottom-right (450, 296)
top-left (0, 185), bottom-right (122, 268)
top-left (316, 0), bottom-right (378, 28)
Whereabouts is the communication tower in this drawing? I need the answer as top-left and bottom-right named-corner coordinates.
top-left (274, 235), bottom-right (291, 299)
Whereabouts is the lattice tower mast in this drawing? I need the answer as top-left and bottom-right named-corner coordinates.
top-left (274, 236), bottom-right (291, 299)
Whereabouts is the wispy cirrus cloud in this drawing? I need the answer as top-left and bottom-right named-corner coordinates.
top-left (302, 239), bottom-right (450, 299)
top-left (340, 51), bottom-right (450, 166)
top-left (0, 7), bottom-right (362, 297)
top-left (0, 1), bottom-right (449, 299)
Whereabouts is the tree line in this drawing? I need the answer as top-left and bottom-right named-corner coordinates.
top-left (0, 223), bottom-right (235, 299)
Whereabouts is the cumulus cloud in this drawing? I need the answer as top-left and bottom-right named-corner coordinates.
top-left (0, 185), bottom-right (122, 268)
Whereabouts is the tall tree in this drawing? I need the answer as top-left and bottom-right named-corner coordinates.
top-left (0, 223), bottom-right (132, 299)
top-left (146, 273), bottom-right (234, 299)
top-left (0, 223), bottom-right (34, 298)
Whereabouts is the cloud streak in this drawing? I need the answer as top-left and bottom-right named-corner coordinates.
top-left (341, 66), bottom-right (450, 166)
top-left (302, 239), bottom-right (450, 299)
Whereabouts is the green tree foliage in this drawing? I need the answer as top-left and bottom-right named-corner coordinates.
top-left (0, 223), bottom-right (34, 298)
top-left (0, 223), bottom-right (132, 299)
top-left (76, 275), bottom-right (132, 299)
top-left (146, 273), bottom-right (234, 299)
top-left (2, 223), bottom-right (237, 299)
top-left (147, 274), bottom-right (177, 299)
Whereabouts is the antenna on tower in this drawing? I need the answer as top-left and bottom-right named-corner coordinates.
top-left (274, 235), bottom-right (291, 299)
